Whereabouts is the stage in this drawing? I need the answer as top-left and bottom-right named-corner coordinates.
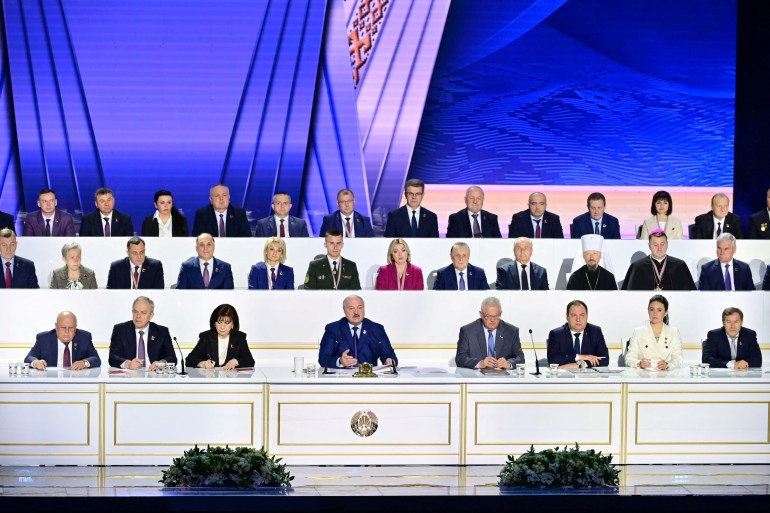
top-left (0, 464), bottom-right (767, 513)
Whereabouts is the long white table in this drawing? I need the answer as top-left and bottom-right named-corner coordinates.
top-left (2, 366), bottom-right (768, 466)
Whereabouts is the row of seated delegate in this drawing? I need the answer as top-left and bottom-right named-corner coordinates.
top-left (3, 184), bottom-right (770, 240)
top-left (2, 228), bottom-right (770, 290)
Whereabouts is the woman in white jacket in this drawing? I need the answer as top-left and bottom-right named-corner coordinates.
top-left (625, 295), bottom-right (683, 370)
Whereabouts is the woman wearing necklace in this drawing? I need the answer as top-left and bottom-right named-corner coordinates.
top-left (624, 295), bottom-right (683, 370)
top-left (50, 242), bottom-right (97, 289)
top-left (141, 190), bottom-right (189, 237)
top-left (375, 238), bottom-right (424, 290)
top-left (638, 190), bottom-right (683, 240)
top-left (186, 304), bottom-right (254, 370)
top-left (248, 237), bottom-right (295, 289)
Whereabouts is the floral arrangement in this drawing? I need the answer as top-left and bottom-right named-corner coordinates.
top-left (498, 444), bottom-right (620, 488)
top-left (160, 445), bottom-right (293, 488)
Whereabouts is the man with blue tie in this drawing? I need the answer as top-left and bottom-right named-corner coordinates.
top-left (433, 242), bottom-right (489, 290)
top-left (570, 192), bottom-right (621, 239)
top-left (702, 307), bottom-right (762, 369)
top-left (0, 228), bottom-right (39, 289)
top-left (384, 179), bottom-right (439, 238)
top-left (318, 295), bottom-right (398, 368)
top-left (697, 233), bottom-right (755, 291)
top-left (25, 311), bottom-right (100, 370)
top-left (495, 237), bottom-right (549, 290)
top-left (546, 300), bottom-right (609, 368)
top-left (254, 192), bottom-right (309, 237)
top-left (508, 192), bottom-right (564, 239)
top-left (176, 233), bottom-right (234, 289)
top-left (446, 186), bottom-right (502, 238)
top-left (455, 297), bottom-right (524, 369)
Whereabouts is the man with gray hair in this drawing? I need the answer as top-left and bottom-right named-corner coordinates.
top-left (496, 237), bottom-right (548, 290)
top-left (697, 233), bottom-right (755, 290)
top-left (108, 296), bottom-right (176, 371)
top-left (25, 311), bottom-right (100, 370)
top-left (433, 242), bottom-right (489, 290)
top-left (691, 193), bottom-right (744, 239)
top-left (455, 296), bottom-right (523, 369)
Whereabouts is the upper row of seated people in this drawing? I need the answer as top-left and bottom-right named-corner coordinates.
top-left (2, 225), bottom-right (769, 291)
top-left (3, 181), bottom-right (770, 240)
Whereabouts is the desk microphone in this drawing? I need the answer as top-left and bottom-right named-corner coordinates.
top-left (173, 337), bottom-right (188, 376)
top-left (529, 329), bottom-right (541, 376)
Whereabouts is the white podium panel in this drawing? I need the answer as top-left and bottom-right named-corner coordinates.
top-left (0, 382), bottom-right (99, 465)
top-left (267, 383), bottom-right (462, 464)
top-left (626, 382), bottom-right (770, 464)
top-left (104, 381), bottom-right (263, 465)
top-left (465, 382), bottom-right (622, 464)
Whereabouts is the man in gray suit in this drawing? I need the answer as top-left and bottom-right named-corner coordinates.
top-left (455, 297), bottom-right (524, 369)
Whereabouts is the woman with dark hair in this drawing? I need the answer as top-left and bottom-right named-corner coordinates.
top-left (185, 304), bottom-right (254, 370)
top-left (141, 190), bottom-right (189, 237)
top-left (624, 295), bottom-right (683, 370)
top-left (638, 190), bottom-right (683, 239)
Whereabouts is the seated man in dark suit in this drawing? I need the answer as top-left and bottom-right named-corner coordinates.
top-left (446, 186), bottom-right (501, 238)
top-left (764, 264), bottom-right (770, 291)
top-left (254, 192), bottom-right (310, 237)
top-left (570, 192), bottom-right (621, 239)
top-left (304, 230), bottom-right (360, 289)
top-left (0, 228), bottom-right (39, 289)
top-left (433, 242), bottom-right (489, 290)
top-left (547, 300), bottom-right (609, 368)
top-left (691, 193), bottom-right (744, 239)
top-left (496, 237), bottom-right (549, 290)
top-left (698, 233), bottom-right (755, 291)
top-left (455, 296), bottom-right (523, 369)
top-left (254, 192), bottom-right (309, 237)
top-left (192, 184), bottom-right (251, 237)
top-left (566, 234), bottom-right (617, 290)
top-left (384, 178), bottom-right (439, 238)
top-left (79, 187), bottom-right (135, 237)
top-left (508, 192), bottom-right (564, 239)
top-left (25, 311), bottom-right (100, 369)
top-left (621, 230), bottom-right (696, 290)
top-left (108, 296), bottom-right (176, 371)
top-left (747, 187), bottom-right (770, 239)
top-left (23, 188), bottom-right (76, 237)
top-left (176, 233), bottom-right (234, 289)
top-left (702, 307), bottom-right (762, 369)
top-left (0, 209), bottom-right (13, 231)
top-left (319, 189), bottom-right (374, 238)
top-left (318, 295), bottom-right (397, 368)
top-left (107, 236), bottom-right (165, 289)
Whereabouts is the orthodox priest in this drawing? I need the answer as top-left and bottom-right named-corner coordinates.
top-left (621, 230), bottom-right (696, 290)
top-left (567, 234), bottom-right (618, 290)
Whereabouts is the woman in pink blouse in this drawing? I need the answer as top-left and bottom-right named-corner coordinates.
top-left (375, 238), bottom-right (424, 290)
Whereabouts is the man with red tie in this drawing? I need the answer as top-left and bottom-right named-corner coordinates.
top-left (106, 237), bottom-right (165, 289)
top-left (25, 311), bottom-right (101, 370)
top-left (0, 228), bottom-right (39, 289)
top-left (508, 192), bottom-right (564, 239)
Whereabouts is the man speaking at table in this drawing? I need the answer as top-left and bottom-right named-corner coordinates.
top-left (318, 295), bottom-right (398, 368)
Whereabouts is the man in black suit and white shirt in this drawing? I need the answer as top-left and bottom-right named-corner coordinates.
top-left (455, 296), bottom-right (523, 369)
top-left (384, 179), bottom-right (439, 238)
top-left (192, 184), bottom-right (251, 237)
top-left (446, 186), bottom-right (502, 238)
top-left (79, 187), bottom-right (134, 237)
top-left (106, 237), bottom-right (165, 289)
top-left (691, 193), bottom-right (744, 239)
top-left (108, 296), bottom-right (176, 371)
top-left (508, 192), bottom-right (564, 239)
top-left (747, 187), bottom-right (770, 239)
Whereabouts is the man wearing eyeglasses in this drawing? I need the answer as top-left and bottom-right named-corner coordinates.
top-left (455, 297), bottom-right (523, 369)
top-left (384, 179), bottom-right (439, 237)
top-left (318, 189), bottom-right (374, 238)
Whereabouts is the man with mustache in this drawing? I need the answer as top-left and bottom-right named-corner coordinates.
top-left (318, 295), bottom-right (397, 369)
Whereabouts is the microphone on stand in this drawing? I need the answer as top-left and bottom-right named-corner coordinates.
top-left (173, 337), bottom-right (187, 376)
top-left (529, 329), bottom-right (541, 376)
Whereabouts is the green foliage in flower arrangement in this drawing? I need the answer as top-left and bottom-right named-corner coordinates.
top-left (498, 444), bottom-right (620, 488)
top-left (160, 445), bottom-right (293, 488)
